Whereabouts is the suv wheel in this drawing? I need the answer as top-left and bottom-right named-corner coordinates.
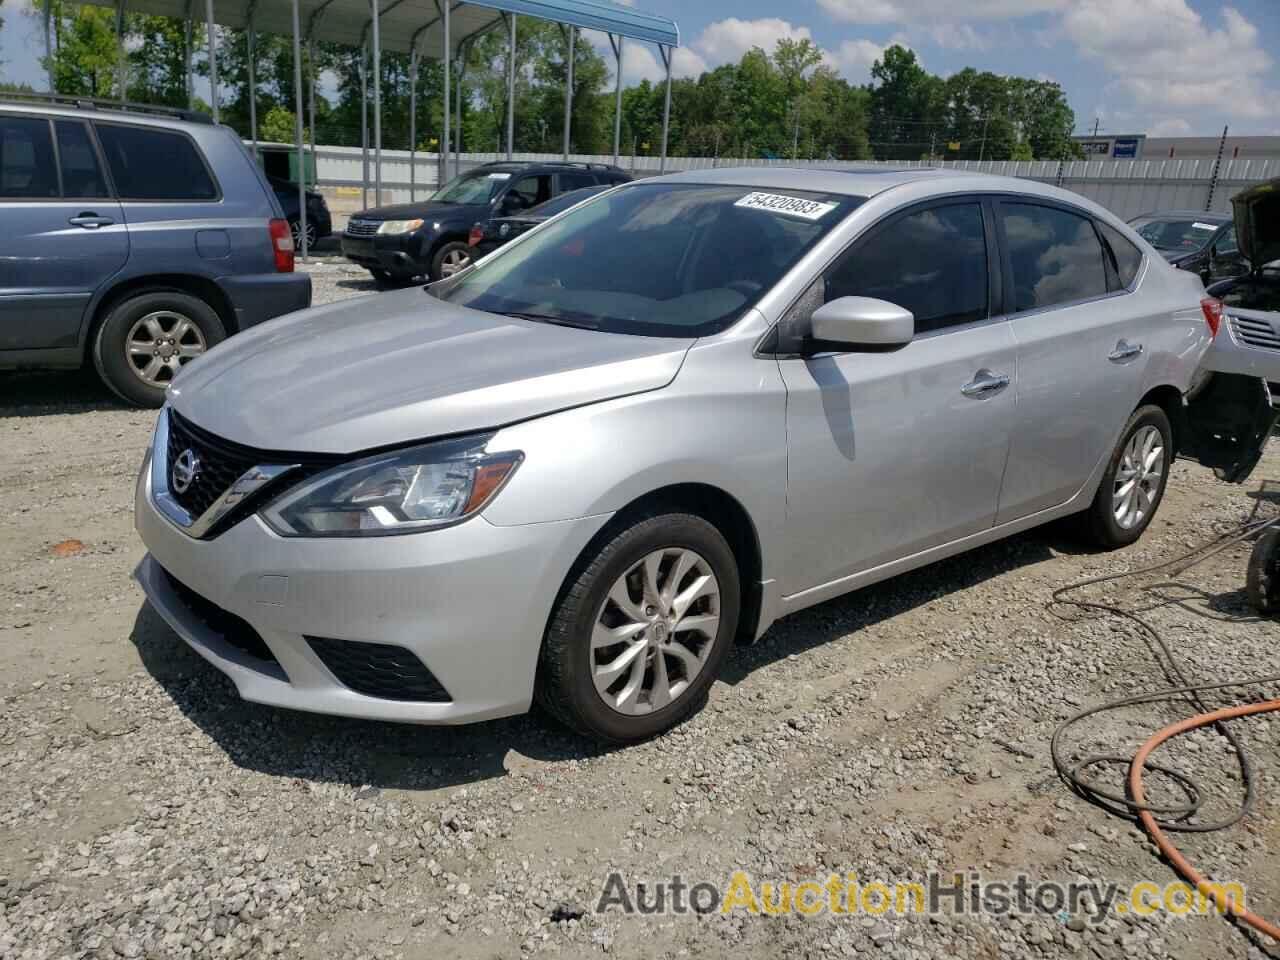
top-left (93, 290), bottom-right (226, 407)
top-left (430, 242), bottom-right (472, 281)
top-left (536, 511), bottom-right (740, 743)
top-left (1083, 404), bottom-right (1172, 548)
top-left (290, 219), bottom-right (318, 251)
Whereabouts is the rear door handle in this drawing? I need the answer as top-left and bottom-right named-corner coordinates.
top-left (68, 212), bottom-right (114, 229)
top-left (1108, 339), bottom-right (1143, 363)
top-left (961, 369), bottom-right (1011, 399)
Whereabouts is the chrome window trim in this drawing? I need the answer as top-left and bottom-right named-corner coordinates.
top-left (151, 408), bottom-right (297, 539)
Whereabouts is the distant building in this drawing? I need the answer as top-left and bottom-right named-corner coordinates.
top-left (1070, 133), bottom-right (1280, 162)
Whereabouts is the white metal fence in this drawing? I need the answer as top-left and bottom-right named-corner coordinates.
top-left (306, 143), bottom-right (1280, 220)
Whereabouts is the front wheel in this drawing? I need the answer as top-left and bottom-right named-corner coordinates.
top-left (536, 512), bottom-right (740, 743)
top-left (430, 241), bottom-right (473, 281)
top-left (1082, 404), bottom-right (1172, 548)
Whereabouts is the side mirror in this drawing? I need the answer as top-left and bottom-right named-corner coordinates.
top-left (807, 296), bottom-right (914, 353)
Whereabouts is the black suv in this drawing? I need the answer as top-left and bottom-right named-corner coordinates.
top-left (341, 161), bottom-right (630, 284)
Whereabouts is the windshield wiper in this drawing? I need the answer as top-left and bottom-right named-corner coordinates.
top-left (500, 311), bottom-right (600, 330)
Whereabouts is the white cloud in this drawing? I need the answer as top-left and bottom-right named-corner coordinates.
top-left (1147, 117), bottom-right (1193, 137)
top-left (922, 23), bottom-right (990, 51)
top-left (818, 0), bottom-right (1066, 24)
top-left (830, 39), bottom-right (891, 83)
top-left (694, 18), bottom-right (819, 66)
top-left (1061, 1), bottom-right (1276, 119)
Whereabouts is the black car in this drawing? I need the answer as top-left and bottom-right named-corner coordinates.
top-left (268, 176), bottom-right (333, 251)
top-left (341, 161), bottom-right (630, 285)
top-left (1207, 178), bottom-right (1280, 312)
top-left (468, 185), bottom-right (611, 256)
top-left (1127, 209), bottom-right (1249, 284)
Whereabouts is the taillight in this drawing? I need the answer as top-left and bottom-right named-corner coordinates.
top-left (468, 224), bottom-right (483, 247)
top-left (269, 218), bottom-right (295, 273)
top-left (1201, 297), bottom-right (1224, 338)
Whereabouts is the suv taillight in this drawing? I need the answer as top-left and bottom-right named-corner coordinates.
top-left (269, 218), bottom-right (295, 273)
top-left (468, 224), bottom-right (483, 247)
top-left (1201, 297), bottom-right (1224, 338)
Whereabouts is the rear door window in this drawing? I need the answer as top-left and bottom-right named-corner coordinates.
top-left (94, 123), bottom-right (218, 201)
top-left (0, 115), bottom-right (58, 199)
top-left (1001, 202), bottom-right (1108, 312)
top-left (55, 120), bottom-right (110, 199)
top-left (558, 171), bottom-right (597, 192)
top-left (1097, 220), bottom-right (1143, 289)
top-left (825, 201), bottom-right (989, 334)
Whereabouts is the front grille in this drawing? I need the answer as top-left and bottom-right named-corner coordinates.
top-left (1232, 315), bottom-right (1280, 352)
top-left (166, 412), bottom-right (262, 519)
top-left (345, 218), bottom-right (380, 237)
top-left (162, 568), bottom-right (279, 666)
top-left (305, 636), bottom-right (452, 702)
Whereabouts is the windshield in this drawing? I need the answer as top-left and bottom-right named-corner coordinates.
top-left (432, 169), bottom-right (510, 204)
top-left (1130, 217), bottom-right (1222, 252)
top-left (438, 183), bottom-right (860, 337)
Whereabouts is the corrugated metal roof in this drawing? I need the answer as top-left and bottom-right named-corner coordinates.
top-left (75, 0), bottom-right (678, 55)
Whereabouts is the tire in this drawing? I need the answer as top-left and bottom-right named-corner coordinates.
top-left (368, 268), bottom-right (414, 289)
top-left (1083, 404), bottom-right (1173, 548)
top-left (93, 290), bottom-right (226, 408)
top-left (430, 241), bottom-right (473, 281)
top-left (1246, 529), bottom-right (1280, 616)
top-left (536, 511), bottom-right (741, 743)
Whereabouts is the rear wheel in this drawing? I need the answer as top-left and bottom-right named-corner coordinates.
top-left (536, 511), bottom-right (740, 743)
top-left (430, 241), bottom-right (473, 281)
top-left (93, 290), bottom-right (225, 407)
top-left (1082, 405), bottom-right (1172, 548)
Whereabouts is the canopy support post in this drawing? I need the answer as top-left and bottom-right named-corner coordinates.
top-left (505, 13), bottom-right (515, 160)
top-left (441, 0), bottom-right (451, 188)
top-left (609, 34), bottom-right (622, 167)
top-left (455, 41), bottom-right (464, 179)
top-left (371, 0), bottom-right (382, 206)
top-left (409, 40), bottom-right (418, 201)
top-left (43, 0), bottom-right (53, 92)
top-left (246, 1), bottom-right (257, 156)
top-left (308, 37), bottom-right (317, 191)
top-left (561, 25), bottom-right (574, 160)
top-left (359, 40), bottom-right (368, 209)
top-left (115, 0), bottom-right (126, 103)
top-left (658, 44), bottom-right (672, 174)
top-left (184, 0), bottom-right (194, 107)
top-left (290, 0), bottom-right (307, 258)
top-left (205, 0), bottom-right (218, 121)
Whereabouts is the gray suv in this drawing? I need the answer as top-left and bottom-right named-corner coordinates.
top-left (0, 96), bottom-right (311, 406)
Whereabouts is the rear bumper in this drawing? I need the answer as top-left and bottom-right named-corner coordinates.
top-left (219, 272), bottom-right (311, 331)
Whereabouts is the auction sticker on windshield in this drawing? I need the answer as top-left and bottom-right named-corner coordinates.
top-left (735, 192), bottom-right (838, 221)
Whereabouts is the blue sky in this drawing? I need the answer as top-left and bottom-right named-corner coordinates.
top-left (3, 0), bottom-right (1278, 136)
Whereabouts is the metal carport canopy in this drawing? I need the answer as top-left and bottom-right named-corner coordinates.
top-left (75, 0), bottom-right (679, 55)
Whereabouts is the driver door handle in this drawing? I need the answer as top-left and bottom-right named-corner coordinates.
top-left (68, 212), bottom-right (114, 229)
top-left (1108, 339), bottom-right (1144, 363)
top-left (961, 369), bottom-right (1010, 399)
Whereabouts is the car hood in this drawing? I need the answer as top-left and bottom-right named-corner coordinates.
top-left (1231, 177), bottom-right (1280, 269)
top-left (167, 290), bottom-right (693, 455)
top-left (354, 200), bottom-right (485, 222)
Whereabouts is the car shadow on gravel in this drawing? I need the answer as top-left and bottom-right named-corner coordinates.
top-left (129, 603), bottom-right (622, 792)
top-left (0, 368), bottom-right (124, 416)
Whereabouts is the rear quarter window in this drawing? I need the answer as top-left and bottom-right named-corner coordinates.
top-left (94, 123), bottom-right (219, 201)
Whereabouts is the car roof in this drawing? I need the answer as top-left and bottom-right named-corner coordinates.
top-left (0, 96), bottom-right (217, 134)
top-left (474, 160), bottom-right (624, 175)
top-left (638, 165), bottom-right (1066, 201)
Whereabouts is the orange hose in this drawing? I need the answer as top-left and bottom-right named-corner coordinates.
top-left (1128, 698), bottom-right (1280, 941)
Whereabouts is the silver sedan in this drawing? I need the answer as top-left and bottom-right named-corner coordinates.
top-left (134, 167), bottom-right (1251, 742)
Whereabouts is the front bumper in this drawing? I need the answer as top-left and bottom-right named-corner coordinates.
top-left (341, 232), bottom-right (425, 275)
top-left (134, 455), bottom-right (610, 724)
top-left (218, 272), bottom-right (311, 330)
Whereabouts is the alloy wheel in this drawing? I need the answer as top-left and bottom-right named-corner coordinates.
top-left (591, 548), bottom-right (721, 716)
top-left (1112, 424), bottom-right (1165, 529)
top-left (440, 248), bottom-right (471, 277)
top-left (291, 220), bottom-right (318, 251)
top-left (125, 311), bottom-right (206, 387)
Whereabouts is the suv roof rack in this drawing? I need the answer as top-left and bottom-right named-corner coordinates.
top-left (0, 91), bottom-right (214, 124)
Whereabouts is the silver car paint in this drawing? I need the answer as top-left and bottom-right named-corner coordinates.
top-left (1202, 306), bottom-right (1280, 380)
top-left (136, 167), bottom-right (1211, 723)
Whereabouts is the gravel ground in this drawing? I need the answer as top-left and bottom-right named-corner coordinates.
top-left (2, 258), bottom-right (1279, 959)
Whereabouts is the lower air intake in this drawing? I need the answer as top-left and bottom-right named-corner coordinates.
top-left (305, 636), bottom-right (452, 702)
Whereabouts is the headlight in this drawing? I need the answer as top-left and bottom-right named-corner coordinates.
top-left (377, 218), bottom-right (424, 235)
top-left (260, 435), bottom-right (522, 537)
